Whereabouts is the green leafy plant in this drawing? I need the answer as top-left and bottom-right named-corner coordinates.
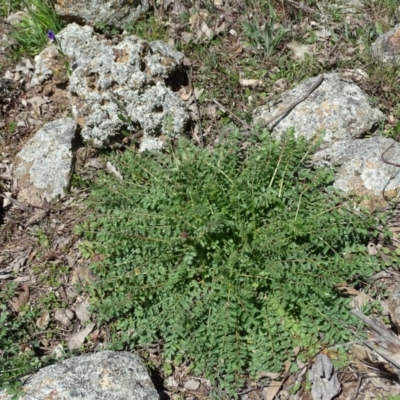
top-left (0, 121), bottom-right (17, 144)
top-left (242, 4), bottom-right (286, 57)
top-left (78, 129), bottom-right (382, 395)
top-left (378, 395), bottom-right (400, 400)
top-left (0, 0), bottom-right (24, 18)
top-left (9, 0), bottom-right (64, 60)
top-left (111, 93), bottom-right (136, 137)
top-left (70, 171), bottom-right (91, 190)
top-left (0, 278), bottom-right (72, 394)
top-left (124, 15), bottom-right (169, 42)
top-left (94, 20), bottom-right (119, 36)
top-left (0, 284), bottom-right (47, 392)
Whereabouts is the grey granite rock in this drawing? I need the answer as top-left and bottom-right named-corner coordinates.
top-left (312, 137), bottom-right (400, 210)
top-left (371, 23), bottom-right (400, 64)
top-left (4, 351), bottom-right (159, 400)
top-left (12, 118), bottom-right (77, 207)
top-left (53, 0), bottom-right (149, 29)
top-left (253, 73), bottom-right (384, 147)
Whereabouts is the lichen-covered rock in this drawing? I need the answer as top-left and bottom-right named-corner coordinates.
top-left (0, 351), bottom-right (158, 400)
top-left (31, 24), bottom-right (189, 151)
top-left (253, 73), bottom-right (384, 146)
top-left (12, 118), bottom-right (77, 207)
top-left (53, 0), bottom-right (149, 29)
top-left (371, 24), bottom-right (400, 64)
top-left (313, 137), bottom-right (400, 210)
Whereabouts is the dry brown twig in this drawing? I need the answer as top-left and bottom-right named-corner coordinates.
top-left (351, 307), bottom-right (400, 370)
top-left (0, 193), bottom-right (33, 214)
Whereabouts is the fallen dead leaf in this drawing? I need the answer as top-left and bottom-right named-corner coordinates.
top-left (336, 283), bottom-right (359, 296)
top-left (192, 124), bottom-right (201, 145)
top-left (27, 96), bottom-right (50, 112)
top-left (166, 376), bottom-right (178, 387)
top-left (189, 11), bottom-right (209, 27)
top-left (106, 161), bottom-right (123, 180)
top-left (315, 28), bottom-right (331, 40)
top-left (215, 21), bottom-right (226, 35)
top-left (1, 192), bottom-right (12, 208)
top-left (184, 379), bottom-right (200, 390)
top-left (273, 78), bottom-right (288, 91)
top-left (287, 41), bottom-right (313, 60)
top-left (54, 308), bottom-right (74, 326)
top-left (194, 87), bottom-right (204, 100)
top-left (351, 291), bottom-right (373, 308)
top-left (179, 87), bottom-right (192, 101)
top-left (67, 322), bottom-right (95, 350)
top-left (85, 158), bottom-right (105, 169)
top-left (239, 78), bottom-right (262, 87)
top-left (9, 284), bottom-right (29, 312)
top-left (75, 300), bottom-right (91, 325)
top-left (388, 114), bottom-right (397, 125)
top-left (36, 310), bottom-right (50, 328)
top-left (10, 254), bottom-right (27, 273)
top-left (181, 32), bottom-right (194, 44)
top-left (263, 379), bottom-right (283, 400)
top-left (199, 21), bottom-right (214, 39)
top-left (187, 102), bottom-right (200, 120)
top-left (205, 103), bottom-right (217, 117)
top-left (25, 209), bottom-right (48, 226)
top-left (183, 57), bottom-right (192, 66)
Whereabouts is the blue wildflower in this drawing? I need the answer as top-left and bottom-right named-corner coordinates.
top-left (47, 30), bottom-right (56, 41)
top-left (47, 29), bottom-right (72, 77)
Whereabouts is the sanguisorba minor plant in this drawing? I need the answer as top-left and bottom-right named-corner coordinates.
top-left (76, 129), bottom-right (381, 395)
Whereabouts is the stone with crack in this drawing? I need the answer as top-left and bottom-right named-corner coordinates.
top-left (252, 73), bottom-right (384, 147)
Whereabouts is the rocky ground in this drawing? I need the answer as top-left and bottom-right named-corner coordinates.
top-left (3, 0), bottom-right (400, 399)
